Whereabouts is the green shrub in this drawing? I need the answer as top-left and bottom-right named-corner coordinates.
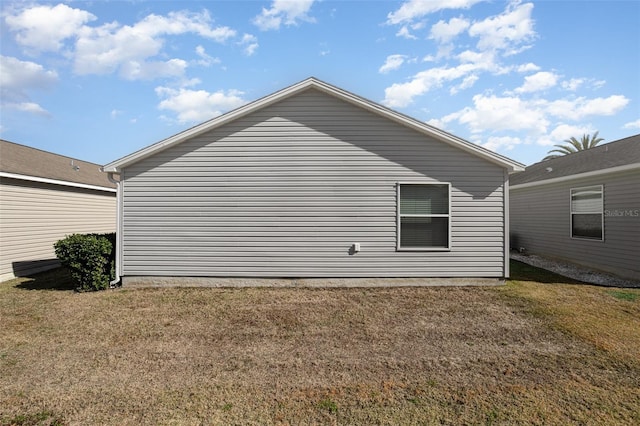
top-left (54, 233), bottom-right (116, 292)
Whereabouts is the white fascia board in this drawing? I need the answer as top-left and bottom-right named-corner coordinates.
top-left (0, 172), bottom-right (117, 193)
top-left (510, 163), bottom-right (640, 190)
top-left (103, 77), bottom-right (525, 173)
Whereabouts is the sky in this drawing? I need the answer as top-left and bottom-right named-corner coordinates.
top-left (1, 0), bottom-right (639, 167)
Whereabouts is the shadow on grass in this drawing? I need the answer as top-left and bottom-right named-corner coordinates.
top-left (510, 260), bottom-right (585, 285)
top-left (13, 268), bottom-right (75, 291)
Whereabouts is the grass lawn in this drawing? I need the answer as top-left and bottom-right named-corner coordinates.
top-left (1, 262), bottom-right (639, 425)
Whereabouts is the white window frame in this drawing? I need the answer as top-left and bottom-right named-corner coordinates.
top-left (397, 182), bottom-right (451, 251)
top-left (570, 185), bottom-right (604, 241)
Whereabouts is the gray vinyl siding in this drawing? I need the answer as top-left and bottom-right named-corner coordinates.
top-left (0, 178), bottom-right (116, 281)
top-left (511, 168), bottom-right (640, 280)
top-left (120, 89), bottom-right (506, 278)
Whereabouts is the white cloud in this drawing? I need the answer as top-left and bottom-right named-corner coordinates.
top-left (450, 74), bottom-right (479, 94)
top-left (516, 62), bottom-right (540, 73)
top-left (0, 55), bottom-right (57, 115)
top-left (194, 46), bottom-right (220, 67)
top-left (468, 2), bottom-right (536, 54)
top-left (383, 60), bottom-right (494, 107)
top-left (623, 119), bottom-right (640, 129)
top-left (451, 94), bottom-right (550, 135)
top-left (239, 34), bottom-right (259, 56)
top-left (561, 77), bottom-right (607, 92)
top-left (379, 54), bottom-right (407, 74)
top-left (396, 25), bottom-right (418, 40)
top-left (0, 56), bottom-right (58, 90)
top-left (544, 123), bottom-right (595, 146)
top-left (5, 5), bottom-right (242, 81)
top-left (546, 95), bottom-right (629, 120)
top-left (514, 71), bottom-right (559, 93)
top-left (387, 0), bottom-right (482, 25)
top-left (429, 17), bottom-right (470, 43)
top-left (431, 93), bottom-right (629, 149)
top-left (574, 95), bottom-right (629, 117)
top-left (73, 10), bottom-right (235, 79)
top-left (156, 86), bottom-right (247, 123)
top-left (4, 3), bottom-right (96, 53)
top-left (384, 1), bottom-right (627, 153)
top-left (481, 135), bottom-right (523, 151)
top-left (253, 0), bottom-right (316, 31)
top-left (134, 11), bottom-right (236, 42)
top-left (383, 2), bottom-right (541, 107)
top-left (10, 102), bottom-right (50, 116)
top-left (121, 59), bottom-right (189, 81)
top-left (562, 78), bottom-right (585, 91)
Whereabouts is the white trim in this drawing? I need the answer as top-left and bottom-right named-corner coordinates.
top-left (503, 169), bottom-right (510, 278)
top-left (511, 163), bottom-right (640, 190)
top-left (107, 172), bottom-right (123, 285)
top-left (0, 171), bottom-right (116, 193)
top-left (396, 182), bottom-right (451, 251)
top-left (569, 184), bottom-right (604, 242)
top-left (103, 77), bottom-right (524, 173)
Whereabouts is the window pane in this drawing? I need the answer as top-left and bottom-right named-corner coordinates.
top-left (400, 217), bottom-right (448, 248)
top-left (571, 186), bottom-right (602, 213)
top-left (572, 214), bottom-right (602, 239)
top-left (400, 184), bottom-right (448, 215)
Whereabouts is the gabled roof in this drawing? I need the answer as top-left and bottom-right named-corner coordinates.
top-left (0, 139), bottom-right (116, 192)
top-left (103, 77), bottom-right (524, 173)
top-left (511, 134), bottom-right (640, 188)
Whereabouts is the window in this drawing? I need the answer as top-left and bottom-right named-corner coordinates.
top-left (570, 185), bottom-right (603, 240)
top-left (397, 183), bottom-right (450, 250)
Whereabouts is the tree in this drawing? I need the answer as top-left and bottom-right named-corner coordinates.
top-left (543, 132), bottom-right (604, 161)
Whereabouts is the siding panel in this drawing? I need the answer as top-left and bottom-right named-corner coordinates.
top-left (0, 178), bottom-right (116, 281)
top-left (121, 89), bottom-right (506, 278)
top-left (511, 169), bottom-right (640, 280)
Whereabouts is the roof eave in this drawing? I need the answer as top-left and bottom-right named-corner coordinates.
top-left (511, 162), bottom-right (640, 189)
top-left (0, 171), bottom-right (117, 192)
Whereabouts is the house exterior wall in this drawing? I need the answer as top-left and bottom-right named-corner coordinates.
top-left (510, 168), bottom-right (640, 280)
top-left (120, 89), bottom-right (507, 279)
top-left (0, 177), bottom-right (116, 281)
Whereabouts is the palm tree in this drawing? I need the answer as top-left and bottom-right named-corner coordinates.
top-left (543, 132), bottom-right (604, 161)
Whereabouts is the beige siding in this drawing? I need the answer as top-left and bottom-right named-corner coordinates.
top-left (121, 89), bottom-right (507, 278)
top-left (0, 178), bottom-right (116, 281)
top-left (511, 168), bottom-right (640, 280)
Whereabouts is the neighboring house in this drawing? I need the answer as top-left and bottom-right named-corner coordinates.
top-left (102, 77), bottom-right (524, 285)
top-left (0, 140), bottom-right (116, 281)
top-left (510, 134), bottom-right (640, 281)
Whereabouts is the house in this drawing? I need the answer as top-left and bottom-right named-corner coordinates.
top-left (510, 134), bottom-right (640, 281)
top-left (0, 140), bottom-right (116, 281)
top-left (102, 77), bottom-right (524, 286)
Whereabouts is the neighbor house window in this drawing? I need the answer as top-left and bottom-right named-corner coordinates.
top-left (570, 185), bottom-right (603, 240)
top-left (397, 183), bottom-right (450, 250)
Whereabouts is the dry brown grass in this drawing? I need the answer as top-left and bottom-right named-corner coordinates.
top-left (1, 263), bottom-right (639, 425)
top-left (505, 260), bottom-right (640, 364)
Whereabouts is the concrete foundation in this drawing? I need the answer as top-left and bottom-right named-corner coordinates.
top-left (121, 276), bottom-right (504, 288)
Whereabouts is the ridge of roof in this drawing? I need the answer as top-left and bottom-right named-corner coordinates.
top-left (103, 77), bottom-right (524, 173)
top-left (510, 133), bottom-right (640, 187)
top-left (0, 139), bottom-right (116, 190)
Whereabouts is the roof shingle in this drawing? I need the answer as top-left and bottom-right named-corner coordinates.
top-left (0, 140), bottom-right (116, 190)
top-left (510, 134), bottom-right (640, 186)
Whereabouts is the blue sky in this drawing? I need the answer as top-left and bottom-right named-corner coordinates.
top-left (1, 0), bottom-right (639, 166)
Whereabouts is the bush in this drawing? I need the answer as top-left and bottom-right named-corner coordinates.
top-left (54, 233), bottom-right (116, 291)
